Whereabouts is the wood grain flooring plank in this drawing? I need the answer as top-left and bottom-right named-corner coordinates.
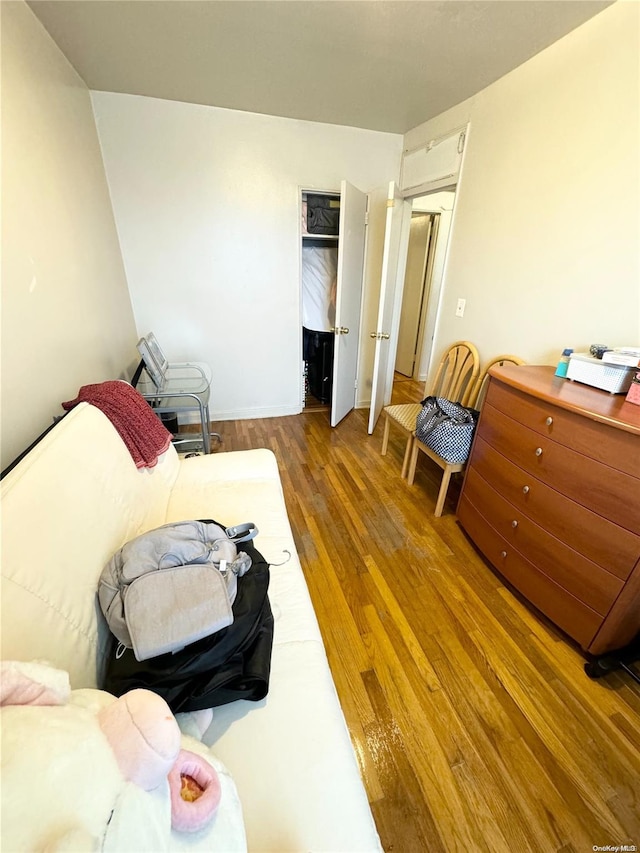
top-left (429, 630), bottom-right (602, 851)
top-left (362, 554), bottom-right (442, 693)
top-left (468, 625), bottom-right (628, 839)
top-left (363, 603), bottom-right (509, 853)
top-left (362, 667), bottom-right (449, 853)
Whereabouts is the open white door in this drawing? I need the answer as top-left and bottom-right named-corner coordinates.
top-left (330, 180), bottom-right (367, 427)
top-left (367, 182), bottom-right (411, 434)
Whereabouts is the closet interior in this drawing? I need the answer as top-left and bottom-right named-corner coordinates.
top-left (301, 191), bottom-right (340, 410)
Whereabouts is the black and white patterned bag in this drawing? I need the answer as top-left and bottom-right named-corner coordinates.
top-left (415, 396), bottom-right (480, 464)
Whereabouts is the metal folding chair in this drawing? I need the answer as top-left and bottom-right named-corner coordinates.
top-left (132, 333), bottom-right (220, 454)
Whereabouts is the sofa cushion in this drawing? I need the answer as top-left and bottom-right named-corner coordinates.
top-left (166, 449), bottom-right (382, 852)
top-left (201, 641), bottom-right (380, 853)
top-left (166, 449), bottom-right (325, 647)
top-left (0, 404), bottom-right (180, 687)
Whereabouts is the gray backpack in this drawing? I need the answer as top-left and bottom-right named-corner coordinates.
top-left (98, 520), bottom-right (257, 661)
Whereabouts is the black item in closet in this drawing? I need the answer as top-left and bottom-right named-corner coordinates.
top-left (303, 328), bottom-right (334, 404)
top-left (306, 195), bottom-right (340, 235)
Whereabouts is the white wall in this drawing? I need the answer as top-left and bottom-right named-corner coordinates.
top-left (0, 1), bottom-right (137, 470)
top-left (405, 1), bottom-right (640, 379)
top-left (91, 92), bottom-right (402, 420)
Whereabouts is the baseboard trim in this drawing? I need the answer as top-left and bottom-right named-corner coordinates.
top-left (177, 403), bottom-right (302, 425)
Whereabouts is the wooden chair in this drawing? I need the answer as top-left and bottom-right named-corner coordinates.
top-left (468, 354), bottom-right (526, 410)
top-left (381, 341), bottom-right (480, 478)
top-left (406, 354), bottom-right (525, 516)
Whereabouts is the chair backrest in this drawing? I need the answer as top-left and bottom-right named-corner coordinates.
top-left (145, 333), bottom-right (169, 373)
top-left (470, 354), bottom-right (526, 409)
top-left (427, 341), bottom-right (480, 406)
top-left (136, 333), bottom-right (167, 389)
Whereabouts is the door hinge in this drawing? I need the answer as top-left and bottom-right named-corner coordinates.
top-left (364, 211), bottom-right (369, 225)
top-left (387, 199), bottom-right (395, 208)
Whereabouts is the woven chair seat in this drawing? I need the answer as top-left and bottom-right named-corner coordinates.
top-left (383, 403), bottom-right (422, 432)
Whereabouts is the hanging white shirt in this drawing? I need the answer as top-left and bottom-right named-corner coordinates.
top-left (302, 245), bottom-right (337, 332)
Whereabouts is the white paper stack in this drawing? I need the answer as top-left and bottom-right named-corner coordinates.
top-left (602, 347), bottom-right (640, 367)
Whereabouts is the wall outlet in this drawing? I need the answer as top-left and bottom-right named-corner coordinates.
top-left (455, 298), bottom-right (466, 318)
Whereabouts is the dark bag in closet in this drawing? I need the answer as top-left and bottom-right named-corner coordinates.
top-left (306, 194), bottom-right (340, 235)
top-left (303, 327), bottom-right (334, 404)
top-left (102, 537), bottom-right (274, 713)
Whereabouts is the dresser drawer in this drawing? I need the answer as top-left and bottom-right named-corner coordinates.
top-left (468, 436), bottom-right (640, 580)
top-left (457, 496), bottom-right (602, 649)
top-left (485, 380), bottom-right (640, 477)
top-left (462, 467), bottom-right (624, 615)
top-left (478, 403), bottom-right (640, 533)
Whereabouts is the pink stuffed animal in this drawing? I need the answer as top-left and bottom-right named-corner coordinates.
top-left (0, 661), bottom-right (222, 836)
top-left (98, 689), bottom-right (222, 830)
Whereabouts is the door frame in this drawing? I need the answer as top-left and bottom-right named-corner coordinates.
top-left (394, 211), bottom-right (437, 379)
top-left (412, 213), bottom-right (440, 380)
top-left (299, 185), bottom-right (340, 412)
top-left (366, 166), bottom-right (468, 432)
top-left (407, 191), bottom-right (455, 385)
top-left (298, 182), bottom-right (368, 425)
top-left (399, 122), bottom-right (471, 390)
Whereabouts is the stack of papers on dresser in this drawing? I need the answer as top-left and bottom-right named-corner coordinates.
top-left (602, 347), bottom-right (640, 367)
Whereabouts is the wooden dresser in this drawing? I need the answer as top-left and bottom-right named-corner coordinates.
top-left (457, 364), bottom-right (640, 656)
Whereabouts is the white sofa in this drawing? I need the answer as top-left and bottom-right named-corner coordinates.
top-left (1, 402), bottom-right (381, 852)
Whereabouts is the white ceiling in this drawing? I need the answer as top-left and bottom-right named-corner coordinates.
top-left (27, 0), bottom-right (613, 134)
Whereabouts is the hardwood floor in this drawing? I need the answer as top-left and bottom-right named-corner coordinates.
top-left (210, 381), bottom-right (640, 853)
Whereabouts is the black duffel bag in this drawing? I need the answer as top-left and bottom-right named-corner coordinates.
top-left (306, 194), bottom-right (340, 235)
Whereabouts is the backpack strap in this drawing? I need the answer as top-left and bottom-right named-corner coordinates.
top-left (225, 522), bottom-right (258, 544)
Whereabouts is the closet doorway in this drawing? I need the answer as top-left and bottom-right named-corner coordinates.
top-left (301, 190), bottom-right (339, 411)
top-left (300, 182), bottom-right (367, 426)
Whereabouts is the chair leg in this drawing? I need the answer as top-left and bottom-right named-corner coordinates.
top-left (401, 434), bottom-right (413, 479)
top-left (381, 416), bottom-right (391, 456)
top-left (199, 404), bottom-right (211, 454)
top-left (434, 465), bottom-right (454, 517)
top-left (406, 437), bottom-right (419, 485)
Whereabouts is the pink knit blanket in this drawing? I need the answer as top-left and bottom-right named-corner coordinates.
top-left (62, 381), bottom-right (172, 469)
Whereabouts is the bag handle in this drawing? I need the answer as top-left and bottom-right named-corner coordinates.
top-left (225, 522), bottom-right (258, 543)
top-left (436, 397), bottom-right (476, 423)
top-left (419, 411), bottom-right (452, 437)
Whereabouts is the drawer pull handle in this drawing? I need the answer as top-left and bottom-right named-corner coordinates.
top-left (522, 485), bottom-right (530, 494)
top-left (545, 417), bottom-right (553, 426)
top-left (535, 447), bottom-right (543, 457)
top-left (500, 551), bottom-right (507, 559)
top-left (511, 520), bottom-right (518, 528)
